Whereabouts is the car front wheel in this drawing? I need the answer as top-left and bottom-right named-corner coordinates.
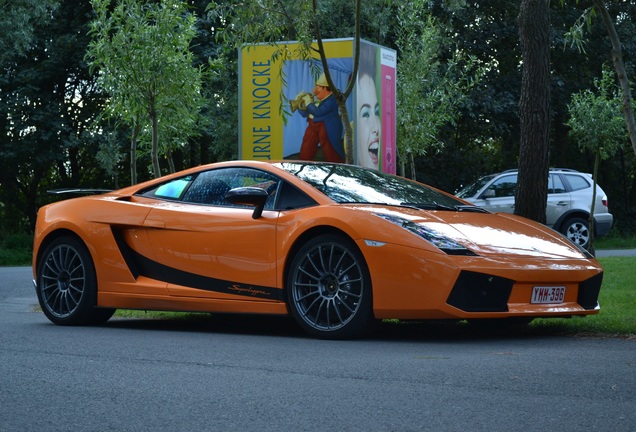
top-left (287, 234), bottom-right (373, 339)
top-left (562, 217), bottom-right (590, 249)
top-left (36, 236), bottom-right (115, 325)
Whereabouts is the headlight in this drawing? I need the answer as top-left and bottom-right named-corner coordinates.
top-left (374, 213), bottom-right (476, 256)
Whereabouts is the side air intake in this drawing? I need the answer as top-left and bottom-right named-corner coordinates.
top-left (578, 272), bottom-right (603, 310)
top-left (446, 271), bottom-right (514, 312)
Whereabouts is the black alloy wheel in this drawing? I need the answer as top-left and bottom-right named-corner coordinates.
top-left (287, 233), bottom-right (373, 339)
top-left (36, 236), bottom-right (114, 325)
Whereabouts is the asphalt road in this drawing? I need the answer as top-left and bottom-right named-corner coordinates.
top-left (1, 266), bottom-right (635, 432)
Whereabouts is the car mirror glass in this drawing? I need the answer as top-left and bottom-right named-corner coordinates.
top-left (225, 187), bottom-right (268, 219)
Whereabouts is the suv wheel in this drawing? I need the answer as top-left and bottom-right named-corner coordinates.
top-left (561, 217), bottom-right (590, 249)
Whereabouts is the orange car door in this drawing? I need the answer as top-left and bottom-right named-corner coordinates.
top-left (142, 203), bottom-right (280, 301)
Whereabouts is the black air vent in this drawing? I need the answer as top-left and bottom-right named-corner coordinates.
top-left (446, 271), bottom-right (514, 312)
top-left (578, 272), bottom-right (603, 310)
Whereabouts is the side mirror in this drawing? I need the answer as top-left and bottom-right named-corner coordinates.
top-left (481, 189), bottom-right (495, 199)
top-left (225, 187), bottom-right (269, 219)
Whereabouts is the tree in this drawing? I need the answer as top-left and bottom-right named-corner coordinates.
top-left (394, 5), bottom-right (484, 179)
top-left (515, 0), bottom-right (551, 224)
top-left (0, 0), bottom-right (58, 64)
top-left (566, 1), bottom-right (636, 162)
top-left (0, 0), bottom-right (106, 231)
top-left (86, 0), bottom-right (204, 181)
top-left (567, 67), bottom-right (626, 252)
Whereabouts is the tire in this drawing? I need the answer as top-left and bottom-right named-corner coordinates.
top-left (561, 217), bottom-right (590, 249)
top-left (36, 236), bottom-right (115, 326)
top-left (286, 234), bottom-right (373, 339)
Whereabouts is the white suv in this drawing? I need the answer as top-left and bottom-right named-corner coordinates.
top-left (456, 168), bottom-right (613, 249)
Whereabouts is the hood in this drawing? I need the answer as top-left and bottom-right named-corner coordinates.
top-left (368, 206), bottom-right (588, 259)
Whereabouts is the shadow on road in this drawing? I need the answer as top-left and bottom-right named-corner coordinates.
top-left (98, 312), bottom-right (592, 342)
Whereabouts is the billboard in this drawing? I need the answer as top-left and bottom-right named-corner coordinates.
top-left (239, 38), bottom-right (396, 173)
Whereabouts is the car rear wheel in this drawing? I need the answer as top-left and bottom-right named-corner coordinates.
top-left (561, 217), bottom-right (590, 249)
top-left (287, 234), bottom-right (373, 339)
top-left (36, 236), bottom-right (115, 325)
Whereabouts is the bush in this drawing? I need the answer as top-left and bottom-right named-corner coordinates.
top-left (0, 232), bottom-right (33, 266)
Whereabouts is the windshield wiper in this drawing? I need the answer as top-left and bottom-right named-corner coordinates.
top-left (455, 205), bottom-right (490, 213)
top-left (400, 202), bottom-right (490, 213)
top-left (342, 202), bottom-right (490, 214)
top-left (400, 202), bottom-right (454, 211)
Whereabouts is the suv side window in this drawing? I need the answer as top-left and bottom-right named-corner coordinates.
top-left (485, 174), bottom-right (517, 198)
top-left (548, 174), bottom-right (567, 194)
top-left (564, 174), bottom-right (590, 192)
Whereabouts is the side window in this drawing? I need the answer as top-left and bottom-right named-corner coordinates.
top-left (182, 167), bottom-right (280, 208)
top-left (564, 174), bottom-right (590, 192)
top-left (485, 174), bottom-right (517, 198)
top-left (140, 175), bottom-right (194, 200)
top-left (277, 181), bottom-right (317, 210)
top-left (137, 166), bottom-right (317, 211)
top-left (548, 174), bottom-right (567, 194)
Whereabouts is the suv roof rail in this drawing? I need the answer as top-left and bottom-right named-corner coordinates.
top-left (500, 168), bottom-right (581, 174)
top-left (549, 168), bottom-right (580, 172)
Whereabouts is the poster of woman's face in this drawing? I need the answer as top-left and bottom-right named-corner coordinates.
top-left (356, 74), bottom-right (381, 168)
top-left (355, 43), bottom-right (381, 170)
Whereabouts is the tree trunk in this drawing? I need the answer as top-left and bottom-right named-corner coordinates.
top-left (588, 151), bottom-right (599, 255)
top-left (515, 0), bottom-right (551, 224)
top-left (130, 123), bottom-right (140, 185)
top-left (149, 93), bottom-right (161, 178)
top-left (336, 95), bottom-right (354, 164)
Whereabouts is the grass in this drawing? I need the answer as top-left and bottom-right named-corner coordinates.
top-left (0, 232), bottom-right (33, 266)
top-left (594, 231), bottom-right (636, 250)
top-left (530, 256), bottom-right (636, 338)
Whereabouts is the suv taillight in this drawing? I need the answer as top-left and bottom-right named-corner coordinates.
top-left (602, 195), bottom-right (608, 207)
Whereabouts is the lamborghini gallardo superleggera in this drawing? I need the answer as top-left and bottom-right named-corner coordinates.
top-left (33, 161), bottom-right (603, 339)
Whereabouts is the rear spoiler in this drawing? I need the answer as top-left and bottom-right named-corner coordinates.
top-left (47, 188), bottom-right (113, 196)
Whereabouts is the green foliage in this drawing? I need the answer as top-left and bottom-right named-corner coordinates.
top-left (567, 66), bottom-right (628, 250)
top-left (208, 0), bottom-right (315, 46)
top-left (96, 130), bottom-right (126, 188)
top-left (0, 0), bottom-right (58, 63)
top-left (0, 0), bottom-right (108, 231)
top-left (86, 0), bottom-right (204, 179)
top-left (562, 5), bottom-right (595, 53)
top-left (567, 66), bottom-right (627, 160)
top-left (0, 233), bottom-right (33, 266)
top-left (395, 6), bottom-right (485, 177)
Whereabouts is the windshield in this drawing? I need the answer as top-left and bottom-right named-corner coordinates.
top-left (456, 174), bottom-right (497, 198)
top-left (274, 162), bottom-right (467, 209)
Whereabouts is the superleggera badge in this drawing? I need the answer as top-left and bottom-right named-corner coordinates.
top-left (228, 284), bottom-right (271, 297)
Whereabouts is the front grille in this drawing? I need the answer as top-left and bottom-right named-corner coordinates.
top-left (578, 272), bottom-right (603, 310)
top-left (446, 271), bottom-right (513, 312)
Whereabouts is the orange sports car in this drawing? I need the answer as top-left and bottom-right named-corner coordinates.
top-left (32, 160), bottom-right (603, 339)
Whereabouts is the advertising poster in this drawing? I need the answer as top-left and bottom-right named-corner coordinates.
top-left (239, 39), bottom-right (396, 173)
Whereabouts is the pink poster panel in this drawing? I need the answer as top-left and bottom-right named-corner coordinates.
top-left (380, 48), bottom-right (397, 174)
